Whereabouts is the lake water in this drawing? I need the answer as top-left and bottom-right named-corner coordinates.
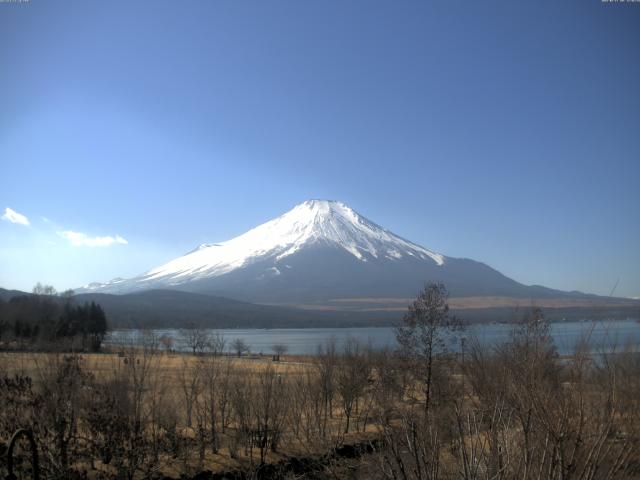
top-left (106, 319), bottom-right (640, 356)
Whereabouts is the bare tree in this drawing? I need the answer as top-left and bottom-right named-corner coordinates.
top-left (370, 348), bottom-right (406, 427)
top-left (336, 338), bottom-right (371, 433)
top-left (178, 357), bottom-right (201, 428)
top-left (196, 351), bottom-right (231, 454)
top-left (231, 337), bottom-right (250, 357)
top-left (205, 332), bottom-right (226, 356)
top-left (396, 282), bottom-right (461, 416)
top-left (32, 282), bottom-right (57, 296)
top-left (34, 354), bottom-right (90, 478)
top-left (179, 325), bottom-right (210, 355)
top-left (253, 366), bottom-right (287, 462)
top-left (216, 357), bottom-right (234, 433)
top-left (316, 338), bottom-right (338, 437)
top-left (229, 372), bottom-right (253, 459)
top-left (85, 338), bottom-right (165, 480)
top-left (272, 343), bottom-right (288, 361)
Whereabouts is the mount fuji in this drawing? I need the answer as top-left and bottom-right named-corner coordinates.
top-left (80, 200), bottom-right (597, 307)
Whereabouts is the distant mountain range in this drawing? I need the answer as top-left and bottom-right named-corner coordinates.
top-left (3, 200), bottom-right (638, 328)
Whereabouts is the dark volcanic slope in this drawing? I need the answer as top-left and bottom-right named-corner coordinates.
top-left (171, 243), bottom-right (592, 303)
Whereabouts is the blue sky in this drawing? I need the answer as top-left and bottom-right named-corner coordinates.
top-left (1, 0), bottom-right (639, 297)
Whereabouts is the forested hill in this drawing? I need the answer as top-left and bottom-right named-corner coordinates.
top-left (0, 287), bottom-right (108, 350)
top-left (73, 289), bottom-right (394, 329)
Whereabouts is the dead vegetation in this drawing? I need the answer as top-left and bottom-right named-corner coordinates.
top-left (0, 285), bottom-right (638, 479)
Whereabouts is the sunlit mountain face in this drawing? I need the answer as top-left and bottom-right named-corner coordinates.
top-left (79, 200), bottom-right (591, 304)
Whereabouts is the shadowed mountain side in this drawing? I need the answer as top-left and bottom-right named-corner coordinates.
top-left (166, 242), bottom-right (598, 303)
top-left (0, 288), bottom-right (28, 302)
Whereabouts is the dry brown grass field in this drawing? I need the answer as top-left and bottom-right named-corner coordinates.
top-left (0, 346), bottom-right (382, 479)
top-left (1, 308), bottom-right (639, 479)
top-left (0, 350), bottom-right (314, 379)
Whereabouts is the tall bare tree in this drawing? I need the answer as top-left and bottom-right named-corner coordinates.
top-left (396, 282), bottom-right (461, 416)
top-left (336, 338), bottom-right (371, 433)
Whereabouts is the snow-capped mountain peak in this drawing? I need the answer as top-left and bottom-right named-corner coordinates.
top-left (76, 200), bottom-right (609, 305)
top-left (143, 199), bottom-right (443, 283)
top-left (82, 200), bottom-right (445, 293)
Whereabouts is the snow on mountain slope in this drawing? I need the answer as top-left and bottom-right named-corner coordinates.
top-left (82, 200), bottom-right (444, 293)
top-left (80, 200), bottom-right (601, 304)
top-left (149, 200), bottom-right (443, 279)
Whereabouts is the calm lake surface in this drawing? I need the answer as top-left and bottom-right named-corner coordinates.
top-left (106, 319), bottom-right (640, 356)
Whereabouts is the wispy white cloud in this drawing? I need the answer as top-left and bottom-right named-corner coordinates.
top-left (57, 230), bottom-right (128, 247)
top-left (1, 207), bottom-right (30, 226)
